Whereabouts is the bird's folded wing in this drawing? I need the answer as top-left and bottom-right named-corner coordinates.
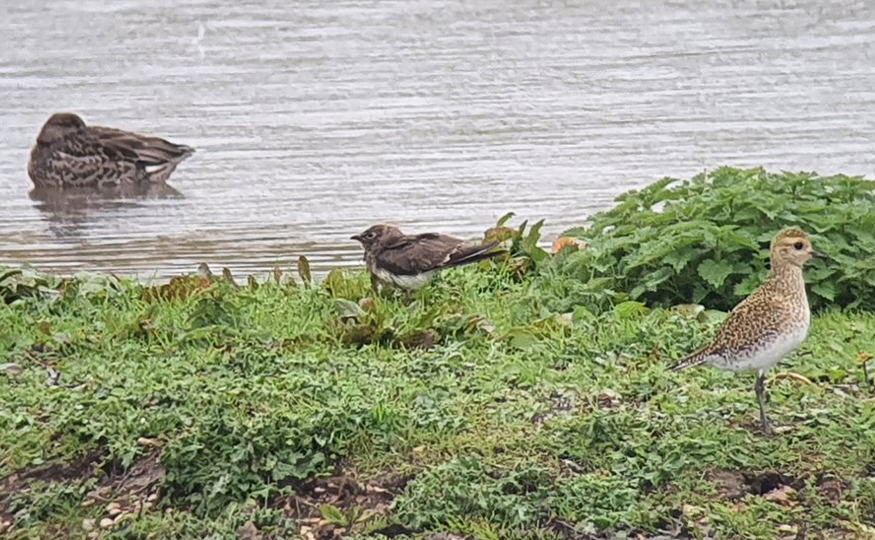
top-left (674, 288), bottom-right (796, 369)
top-left (444, 241), bottom-right (501, 267)
top-left (93, 127), bottom-right (193, 166)
top-left (707, 292), bottom-right (794, 354)
top-left (378, 234), bottom-right (461, 275)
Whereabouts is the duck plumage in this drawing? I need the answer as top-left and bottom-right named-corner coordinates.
top-left (28, 112), bottom-right (194, 188)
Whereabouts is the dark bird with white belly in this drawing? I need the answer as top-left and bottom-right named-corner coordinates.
top-left (351, 224), bottom-right (503, 293)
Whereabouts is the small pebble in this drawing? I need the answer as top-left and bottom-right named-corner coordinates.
top-left (81, 499), bottom-right (95, 507)
top-left (237, 520), bottom-right (260, 540)
top-left (108, 507), bottom-right (122, 517)
top-left (82, 518), bottom-right (96, 532)
top-left (147, 492), bottom-right (159, 502)
top-left (106, 502), bottom-right (121, 512)
top-left (99, 518), bottom-right (115, 529)
top-left (136, 437), bottom-right (161, 447)
top-left (0, 363), bottom-right (23, 376)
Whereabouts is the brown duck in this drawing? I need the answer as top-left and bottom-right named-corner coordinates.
top-left (28, 112), bottom-right (194, 188)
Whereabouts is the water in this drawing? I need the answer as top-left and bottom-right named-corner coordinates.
top-left (1, 0), bottom-right (874, 280)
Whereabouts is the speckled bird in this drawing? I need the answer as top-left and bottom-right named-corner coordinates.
top-left (28, 112), bottom-right (194, 188)
top-left (673, 228), bottom-right (823, 434)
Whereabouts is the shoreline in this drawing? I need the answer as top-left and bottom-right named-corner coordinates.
top-left (2, 167), bottom-right (874, 539)
top-left (1, 262), bottom-right (873, 539)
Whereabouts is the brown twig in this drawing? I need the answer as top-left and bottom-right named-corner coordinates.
top-left (769, 372), bottom-right (816, 387)
top-left (862, 358), bottom-right (873, 395)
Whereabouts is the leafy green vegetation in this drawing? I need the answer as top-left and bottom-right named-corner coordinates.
top-left (546, 167), bottom-right (875, 313)
top-left (1, 168), bottom-right (875, 540)
top-left (2, 265), bottom-right (874, 540)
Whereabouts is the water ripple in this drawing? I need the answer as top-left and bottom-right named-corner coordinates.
top-left (1, 0), bottom-right (874, 280)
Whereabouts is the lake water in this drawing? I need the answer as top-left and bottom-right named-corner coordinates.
top-left (1, 0), bottom-right (874, 280)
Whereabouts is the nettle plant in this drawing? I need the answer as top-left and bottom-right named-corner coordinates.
top-left (543, 167), bottom-right (875, 313)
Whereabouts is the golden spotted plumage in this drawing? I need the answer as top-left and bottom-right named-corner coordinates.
top-left (674, 228), bottom-right (820, 434)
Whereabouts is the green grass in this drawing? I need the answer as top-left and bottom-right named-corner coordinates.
top-left (1, 259), bottom-right (874, 540)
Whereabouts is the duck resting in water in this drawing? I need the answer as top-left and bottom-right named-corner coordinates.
top-left (28, 112), bottom-right (194, 188)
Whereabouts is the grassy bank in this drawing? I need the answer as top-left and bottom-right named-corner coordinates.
top-left (1, 262), bottom-right (874, 540)
top-left (3, 167), bottom-right (875, 540)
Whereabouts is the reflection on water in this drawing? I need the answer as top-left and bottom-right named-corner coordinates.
top-left (1, 0), bottom-right (874, 280)
top-left (29, 184), bottom-right (184, 238)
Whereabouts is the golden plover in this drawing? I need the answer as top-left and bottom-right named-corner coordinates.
top-left (673, 228), bottom-right (823, 434)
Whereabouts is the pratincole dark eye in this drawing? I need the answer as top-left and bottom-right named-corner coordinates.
top-left (793, 242), bottom-right (804, 250)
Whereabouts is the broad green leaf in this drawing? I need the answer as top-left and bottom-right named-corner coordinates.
top-left (335, 298), bottom-right (366, 319)
top-left (697, 259), bottom-right (733, 289)
top-left (614, 301), bottom-right (649, 318)
top-left (507, 330), bottom-right (540, 351)
top-left (320, 504), bottom-right (348, 526)
top-left (497, 211), bottom-right (516, 227)
top-left (811, 281), bottom-right (837, 301)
